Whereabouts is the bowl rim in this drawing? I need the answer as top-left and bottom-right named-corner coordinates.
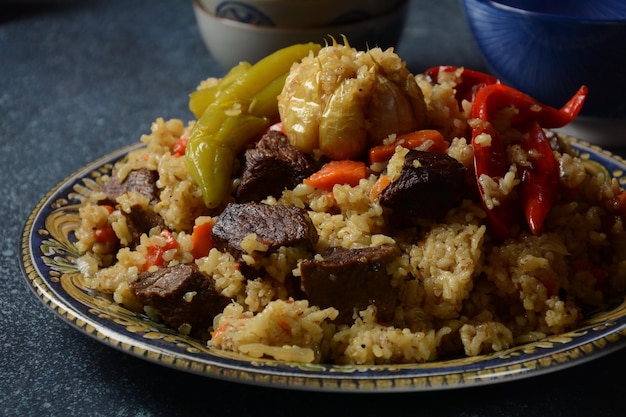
top-left (193, 0), bottom-right (410, 34)
top-left (465, 0), bottom-right (626, 24)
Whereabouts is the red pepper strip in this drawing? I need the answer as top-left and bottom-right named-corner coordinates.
top-left (616, 191), bottom-right (626, 220)
top-left (472, 84), bottom-right (588, 130)
top-left (172, 136), bottom-right (189, 157)
top-left (426, 66), bottom-right (500, 104)
top-left (143, 229), bottom-right (179, 271)
top-left (470, 84), bottom-right (519, 239)
top-left (541, 277), bottom-right (558, 298)
top-left (519, 122), bottom-right (560, 235)
top-left (470, 120), bottom-right (516, 240)
top-left (93, 225), bottom-right (117, 243)
top-left (470, 84), bottom-right (588, 238)
top-left (92, 205), bottom-right (117, 245)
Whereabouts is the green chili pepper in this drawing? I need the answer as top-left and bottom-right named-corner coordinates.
top-left (189, 61), bottom-right (252, 119)
top-left (186, 42), bottom-right (321, 208)
top-left (248, 72), bottom-right (289, 118)
top-left (212, 113), bottom-right (271, 149)
top-left (186, 141), bottom-right (236, 209)
top-left (185, 113), bottom-right (269, 208)
top-left (223, 42), bottom-right (321, 105)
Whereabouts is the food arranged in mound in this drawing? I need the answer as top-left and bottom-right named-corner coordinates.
top-left (75, 41), bottom-right (626, 365)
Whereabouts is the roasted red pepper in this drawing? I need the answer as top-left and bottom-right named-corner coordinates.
top-left (469, 83), bottom-right (588, 238)
top-left (469, 102), bottom-right (515, 240)
top-left (143, 229), bottom-right (179, 271)
top-left (471, 83), bottom-right (588, 131)
top-left (172, 136), bottom-right (189, 157)
top-left (518, 121), bottom-right (560, 235)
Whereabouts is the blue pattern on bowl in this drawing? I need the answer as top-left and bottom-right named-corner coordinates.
top-left (216, 2), bottom-right (275, 26)
top-left (462, 0), bottom-right (626, 119)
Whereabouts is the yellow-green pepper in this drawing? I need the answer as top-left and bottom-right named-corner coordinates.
top-left (188, 61), bottom-right (251, 119)
top-left (186, 42), bottom-right (321, 209)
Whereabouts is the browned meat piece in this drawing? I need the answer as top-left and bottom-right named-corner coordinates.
top-left (99, 168), bottom-right (164, 247)
top-left (300, 244), bottom-right (397, 324)
top-left (236, 130), bottom-right (317, 202)
top-left (130, 263), bottom-right (230, 339)
top-left (125, 206), bottom-right (166, 247)
top-left (379, 150), bottom-right (467, 220)
top-left (211, 202), bottom-right (318, 262)
top-left (101, 168), bottom-right (160, 206)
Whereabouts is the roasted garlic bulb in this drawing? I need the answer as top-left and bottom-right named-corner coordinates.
top-left (277, 40), bottom-right (427, 160)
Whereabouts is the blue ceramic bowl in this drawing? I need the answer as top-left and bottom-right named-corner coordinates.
top-left (462, 0), bottom-right (626, 119)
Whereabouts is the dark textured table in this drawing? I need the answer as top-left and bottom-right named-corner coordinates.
top-left (2, 1), bottom-right (625, 416)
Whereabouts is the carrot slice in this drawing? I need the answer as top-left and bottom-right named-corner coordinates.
top-left (369, 174), bottom-right (391, 200)
top-left (192, 220), bottom-right (215, 259)
top-left (369, 129), bottom-right (448, 164)
top-left (304, 160), bottom-right (368, 192)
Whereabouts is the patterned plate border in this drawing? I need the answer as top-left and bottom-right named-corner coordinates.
top-left (20, 138), bottom-right (626, 392)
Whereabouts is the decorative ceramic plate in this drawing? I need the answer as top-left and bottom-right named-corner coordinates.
top-left (20, 137), bottom-right (626, 393)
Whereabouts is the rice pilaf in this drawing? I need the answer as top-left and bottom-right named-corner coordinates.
top-left (75, 45), bottom-right (626, 365)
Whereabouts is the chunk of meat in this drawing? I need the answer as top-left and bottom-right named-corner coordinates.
top-left (300, 244), bottom-right (397, 324)
top-left (99, 168), bottom-right (165, 247)
top-left (236, 130), bottom-right (318, 202)
top-left (379, 150), bottom-right (467, 220)
top-left (211, 202), bottom-right (318, 262)
top-left (124, 206), bottom-right (166, 247)
top-left (130, 263), bottom-right (230, 338)
top-left (101, 168), bottom-right (160, 205)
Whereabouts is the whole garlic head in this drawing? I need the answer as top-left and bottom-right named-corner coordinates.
top-left (278, 40), bottom-right (427, 160)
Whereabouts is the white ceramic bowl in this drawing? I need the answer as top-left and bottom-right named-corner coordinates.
top-left (193, 0), bottom-right (409, 69)
top-left (198, 0), bottom-right (404, 28)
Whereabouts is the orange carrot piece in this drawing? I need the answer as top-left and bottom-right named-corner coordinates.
top-left (303, 160), bottom-right (368, 192)
top-left (192, 221), bottom-right (215, 259)
top-left (369, 174), bottom-right (391, 201)
top-left (368, 129), bottom-right (448, 164)
top-left (401, 129), bottom-right (448, 153)
top-left (210, 323), bottom-right (229, 340)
